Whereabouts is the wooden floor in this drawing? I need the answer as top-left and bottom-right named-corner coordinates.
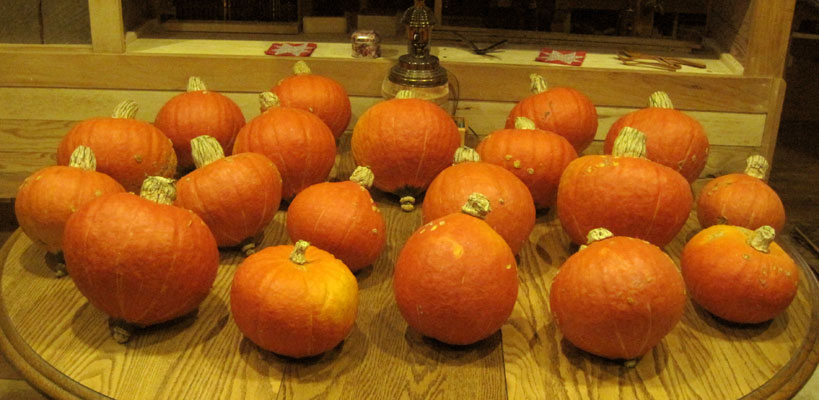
top-left (0, 119), bottom-right (817, 399)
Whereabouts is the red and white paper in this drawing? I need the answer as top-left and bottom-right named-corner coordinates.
top-left (535, 49), bottom-right (586, 66)
top-left (265, 43), bottom-right (317, 57)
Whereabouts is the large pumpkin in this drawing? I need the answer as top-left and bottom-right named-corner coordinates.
top-left (604, 91), bottom-right (710, 183)
top-left (56, 100), bottom-right (177, 192)
top-left (62, 176), bottom-right (219, 342)
top-left (696, 155), bottom-right (785, 232)
top-left (15, 146), bottom-right (125, 260)
top-left (681, 225), bottom-right (798, 324)
top-left (477, 117), bottom-right (578, 209)
top-left (549, 228), bottom-right (686, 361)
top-left (423, 146), bottom-right (536, 254)
top-left (351, 90), bottom-right (461, 211)
top-left (393, 193), bottom-right (518, 345)
top-left (556, 127), bottom-right (693, 247)
top-left (175, 135), bottom-right (283, 254)
top-left (273, 61), bottom-right (352, 140)
top-left (230, 240), bottom-right (359, 358)
top-left (286, 166), bottom-right (387, 272)
top-left (154, 76), bottom-right (246, 171)
top-left (233, 92), bottom-right (336, 201)
top-left (504, 73), bottom-right (598, 153)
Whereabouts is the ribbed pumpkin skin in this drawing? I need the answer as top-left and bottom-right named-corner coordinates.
top-left (423, 162), bottom-right (536, 254)
top-left (230, 244), bottom-right (359, 358)
top-left (155, 91), bottom-right (246, 170)
top-left (273, 74), bottom-right (351, 139)
top-left (15, 166), bottom-right (125, 253)
top-left (696, 173), bottom-right (786, 232)
top-left (62, 192), bottom-right (219, 326)
top-left (286, 181), bottom-right (386, 272)
top-left (233, 107), bottom-right (336, 200)
top-left (556, 155), bottom-right (693, 247)
top-left (604, 108), bottom-right (709, 183)
top-left (681, 225), bottom-right (798, 324)
top-left (351, 98), bottom-right (460, 196)
top-left (175, 153), bottom-right (283, 247)
top-left (56, 119), bottom-right (177, 192)
top-left (504, 87), bottom-right (598, 153)
top-left (393, 214), bottom-right (518, 345)
top-left (476, 127), bottom-right (577, 209)
top-left (549, 236), bottom-right (686, 360)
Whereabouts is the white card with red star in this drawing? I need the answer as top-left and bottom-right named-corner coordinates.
top-left (535, 49), bottom-right (586, 66)
top-left (265, 43), bottom-right (317, 57)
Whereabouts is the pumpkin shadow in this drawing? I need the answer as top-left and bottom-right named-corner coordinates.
top-left (559, 335), bottom-right (670, 381)
top-left (682, 301), bottom-right (788, 341)
top-left (18, 242), bottom-right (60, 278)
top-left (402, 326), bottom-right (502, 367)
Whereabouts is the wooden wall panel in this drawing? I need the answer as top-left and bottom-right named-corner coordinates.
top-left (0, 2), bottom-right (42, 44)
top-left (41, 0), bottom-right (90, 44)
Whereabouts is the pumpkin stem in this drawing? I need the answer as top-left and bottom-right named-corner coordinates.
top-left (513, 117), bottom-right (537, 130)
top-left (259, 92), bottom-right (281, 112)
top-left (529, 74), bottom-right (548, 94)
top-left (292, 60), bottom-right (312, 75)
top-left (350, 166), bottom-right (375, 188)
top-left (395, 90), bottom-right (416, 99)
top-left (648, 91), bottom-right (674, 109)
top-left (139, 176), bottom-right (177, 205)
top-left (400, 196), bottom-right (416, 212)
top-left (108, 318), bottom-right (136, 344)
top-left (744, 155), bottom-right (769, 179)
top-left (68, 145), bottom-right (97, 171)
top-left (187, 76), bottom-right (207, 92)
top-left (112, 100), bottom-right (138, 119)
top-left (611, 127), bottom-right (648, 159)
top-left (453, 146), bottom-right (481, 164)
top-left (290, 240), bottom-right (310, 265)
top-left (191, 135), bottom-right (226, 168)
top-left (579, 228), bottom-right (614, 250)
top-left (461, 193), bottom-right (491, 219)
top-left (748, 225), bottom-right (776, 253)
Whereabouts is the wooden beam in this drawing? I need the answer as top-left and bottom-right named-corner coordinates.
top-left (745, 0), bottom-right (796, 77)
top-left (87, 0), bottom-right (125, 53)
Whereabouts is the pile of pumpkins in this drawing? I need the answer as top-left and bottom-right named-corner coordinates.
top-left (14, 61), bottom-right (798, 363)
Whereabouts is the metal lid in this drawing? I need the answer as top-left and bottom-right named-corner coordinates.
top-left (401, 0), bottom-right (436, 27)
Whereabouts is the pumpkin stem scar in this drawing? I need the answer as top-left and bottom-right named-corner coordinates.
top-left (240, 236), bottom-right (258, 256)
top-left (290, 240), bottom-right (311, 265)
top-left (749, 225), bottom-right (776, 253)
top-left (187, 76), bottom-right (207, 92)
top-left (461, 193), bottom-right (491, 219)
top-left (109, 318), bottom-right (136, 344)
top-left (350, 166), bottom-right (375, 188)
top-left (139, 176), bottom-right (177, 205)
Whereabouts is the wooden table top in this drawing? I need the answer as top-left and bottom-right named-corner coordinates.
top-left (1, 157), bottom-right (818, 400)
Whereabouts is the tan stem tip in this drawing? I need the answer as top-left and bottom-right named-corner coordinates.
top-left (290, 240), bottom-right (310, 265)
top-left (112, 100), bottom-right (138, 119)
top-left (453, 146), bottom-right (481, 164)
top-left (400, 196), bottom-right (416, 212)
top-left (139, 176), bottom-right (177, 205)
top-left (350, 166), bottom-right (375, 188)
top-left (461, 193), bottom-right (491, 219)
top-left (514, 117), bottom-right (537, 130)
top-left (68, 145), bottom-right (97, 171)
top-left (187, 76), bottom-right (207, 92)
top-left (528, 73), bottom-right (548, 94)
top-left (579, 228), bottom-right (613, 250)
top-left (191, 135), bottom-right (226, 168)
top-left (749, 225), bottom-right (776, 253)
top-left (744, 155), bottom-right (769, 179)
top-left (292, 60), bottom-right (312, 75)
top-left (648, 91), bottom-right (674, 109)
top-left (395, 90), bottom-right (416, 99)
top-left (612, 127), bottom-right (648, 159)
top-left (259, 92), bottom-right (281, 112)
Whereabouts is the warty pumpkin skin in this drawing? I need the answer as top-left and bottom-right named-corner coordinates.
top-left (56, 100), bottom-right (177, 193)
top-left (549, 229), bottom-right (687, 361)
top-left (681, 225), bottom-right (798, 324)
top-left (230, 241), bottom-right (359, 358)
top-left (62, 177), bottom-right (219, 335)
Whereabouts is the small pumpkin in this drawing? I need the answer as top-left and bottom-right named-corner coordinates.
top-left (286, 166), bottom-right (387, 272)
top-left (232, 92), bottom-right (337, 201)
top-left (681, 225), bottom-right (799, 324)
top-left (477, 117), bottom-right (578, 209)
top-left (14, 146), bottom-right (125, 264)
top-left (56, 100), bottom-right (177, 192)
top-left (155, 76), bottom-right (246, 171)
top-left (273, 61), bottom-right (352, 140)
top-left (175, 135), bottom-right (283, 254)
top-left (604, 91), bottom-right (710, 183)
top-left (696, 155), bottom-right (785, 232)
top-left (62, 176), bottom-right (219, 343)
top-left (230, 240), bottom-right (359, 358)
top-left (556, 127), bottom-right (693, 247)
top-left (549, 228), bottom-right (687, 361)
top-left (393, 193), bottom-right (518, 345)
top-left (351, 90), bottom-right (461, 211)
top-left (504, 73), bottom-right (598, 153)
top-left (423, 146), bottom-right (536, 254)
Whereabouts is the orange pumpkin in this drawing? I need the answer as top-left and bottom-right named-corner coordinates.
top-left (681, 225), bottom-right (798, 324)
top-left (351, 90), bottom-right (461, 211)
top-left (62, 176), bottom-right (219, 342)
top-left (556, 127), bottom-right (693, 247)
top-left (393, 193), bottom-right (518, 345)
top-left (505, 74), bottom-right (598, 153)
top-left (56, 100), bottom-right (177, 192)
top-left (423, 146), bottom-right (536, 254)
top-left (230, 240), bottom-right (359, 358)
top-left (232, 92), bottom-right (336, 201)
top-left (273, 61), bottom-right (352, 140)
top-left (549, 228), bottom-right (687, 361)
top-left (477, 117), bottom-right (577, 209)
top-left (697, 155), bottom-right (785, 232)
top-left (155, 76), bottom-right (246, 171)
top-left (286, 166), bottom-right (386, 272)
top-left (175, 135), bottom-right (282, 253)
top-left (604, 91), bottom-right (710, 183)
top-left (15, 146), bottom-right (125, 258)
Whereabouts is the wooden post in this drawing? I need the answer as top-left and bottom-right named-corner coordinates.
top-left (745, 0), bottom-right (796, 77)
top-left (88, 0), bottom-right (125, 53)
